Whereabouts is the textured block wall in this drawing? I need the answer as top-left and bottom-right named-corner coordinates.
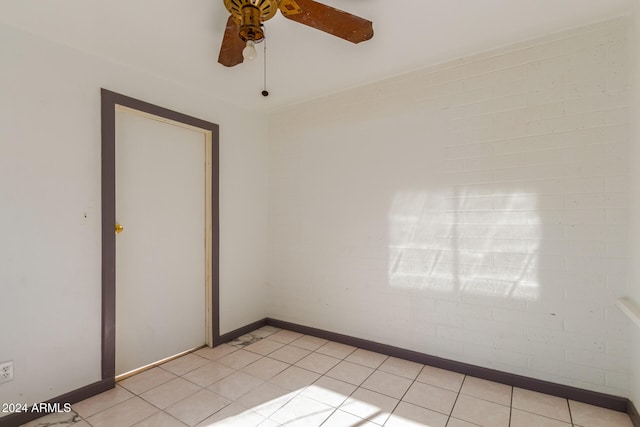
top-left (268, 18), bottom-right (631, 396)
top-left (628, 4), bottom-right (640, 408)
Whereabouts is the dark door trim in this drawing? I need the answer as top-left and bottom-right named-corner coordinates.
top-left (100, 89), bottom-right (220, 380)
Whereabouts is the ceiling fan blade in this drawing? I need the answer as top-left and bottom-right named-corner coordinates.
top-left (218, 15), bottom-right (245, 67)
top-left (279, 0), bottom-right (373, 44)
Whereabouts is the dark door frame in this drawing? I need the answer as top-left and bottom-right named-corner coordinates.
top-left (100, 89), bottom-right (220, 380)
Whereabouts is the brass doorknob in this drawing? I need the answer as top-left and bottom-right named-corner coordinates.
top-left (115, 223), bottom-right (124, 234)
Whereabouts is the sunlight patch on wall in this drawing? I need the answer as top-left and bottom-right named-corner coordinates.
top-left (389, 190), bottom-right (540, 301)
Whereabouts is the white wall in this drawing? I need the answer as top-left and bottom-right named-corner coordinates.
top-left (1, 11), bottom-right (636, 414)
top-left (628, 1), bottom-right (640, 410)
top-left (0, 22), bottom-right (269, 411)
top-left (268, 18), bottom-right (632, 397)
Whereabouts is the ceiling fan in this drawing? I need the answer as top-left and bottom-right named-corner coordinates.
top-left (218, 0), bottom-right (374, 67)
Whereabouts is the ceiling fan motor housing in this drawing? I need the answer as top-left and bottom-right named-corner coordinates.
top-left (240, 4), bottom-right (264, 41)
top-left (224, 0), bottom-right (278, 42)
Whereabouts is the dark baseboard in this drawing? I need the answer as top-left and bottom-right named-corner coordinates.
top-left (3, 318), bottom-right (635, 426)
top-left (217, 318), bottom-right (268, 344)
top-left (266, 318), bottom-right (630, 414)
top-left (0, 378), bottom-right (114, 427)
top-left (1, 320), bottom-right (265, 427)
top-left (629, 399), bottom-right (640, 427)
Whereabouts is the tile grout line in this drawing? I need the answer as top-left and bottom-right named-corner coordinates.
top-left (509, 383), bottom-right (514, 427)
top-left (318, 350), bottom-right (387, 424)
top-left (568, 397), bottom-right (575, 426)
top-left (58, 327), bottom-right (633, 427)
top-left (291, 353), bottom-right (348, 426)
top-left (135, 374), bottom-right (203, 426)
top-left (293, 337), bottom-right (363, 426)
top-left (122, 339), bottom-right (248, 427)
top-left (258, 331), bottom-right (362, 426)
top-left (216, 340), bottom-right (497, 426)
top-left (384, 360), bottom-right (417, 425)
top-left (514, 407), bottom-right (577, 426)
top-left (271, 343), bottom-right (341, 425)
top-left (443, 374), bottom-right (466, 427)
top-left (341, 353), bottom-right (390, 424)
top-left (289, 342), bottom-right (393, 425)
top-left (450, 375), bottom-right (471, 426)
top-left (72, 385), bottom-right (137, 424)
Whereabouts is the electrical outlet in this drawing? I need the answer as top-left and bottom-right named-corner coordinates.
top-left (0, 361), bottom-right (14, 383)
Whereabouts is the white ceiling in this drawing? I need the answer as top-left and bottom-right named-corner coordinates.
top-left (0, 0), bottom-right (632, 112)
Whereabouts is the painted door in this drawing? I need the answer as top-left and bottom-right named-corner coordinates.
top-left (115, 108), bottom-right (206, 376)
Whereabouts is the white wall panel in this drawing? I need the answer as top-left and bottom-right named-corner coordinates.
top-left (268, 18), bottom-right (632, 397)
top-left (0, 22), bottom-right (269, 412)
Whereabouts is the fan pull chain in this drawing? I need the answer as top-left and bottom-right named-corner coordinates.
top-left (262, 28), bottom-right (269, 97)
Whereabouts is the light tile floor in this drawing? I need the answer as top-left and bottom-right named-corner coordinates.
top-left (21, 326), bottom-right (634, 427)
